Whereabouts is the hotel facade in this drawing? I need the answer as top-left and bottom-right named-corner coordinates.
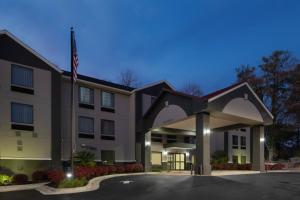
top-left (0, 30), bottom-right (273, 175)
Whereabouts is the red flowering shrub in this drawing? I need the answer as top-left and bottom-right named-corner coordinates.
top-left (212, 163), bottom-right (252, 170)
top-left (125, 164), bottom-right (144, 173)
top-left (12, 174), bottom-right (28, 185)
top-left (116, 165), bottom-right (125, 173)
top-left (265, 163), bottom-right (285, 170)
top-left (32, 170), bottom-right (48, 182)
top-left (94, 166), bottom-right (108, 176)
top-left (74, 166), bottom-right (95, 179)
top-left (47, 170), bottom-right (64, 184)
top-left (107, 165), bottom-right (117, 174)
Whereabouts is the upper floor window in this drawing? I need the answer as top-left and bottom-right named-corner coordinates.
top-left (101, 91), bottom-right (114, 109)
top-left (78, 116), bottom-right (94, 138)
top-left (101, 119), bottom-right (115, 140)
top-left (151, 134), bottom-right (162, 142)
top-left (11, 102), bottom-right (33, 124)
top-left (232, 135), bottom-right (239, 149)
top-left (167, 135), bottom-right (177, 143)
top-left (79, 86), bottom-right (94, 105)
top-left (241, 136), bottom-right (246, 149)
top-left (11, 65), bottom-right (33, 88)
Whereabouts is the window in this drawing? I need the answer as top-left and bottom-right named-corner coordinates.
top-left (167, 135), bottom-right (177, 143)
top-left (232, 135), bottom-right (238, 149)
top-left (151, 134), bottom-right (162, 142)
top-left (101, 120), bottom-right (115, 140)
top-left (151, 152), bottom-right (162, 165)
top-left (11, 65), bottom-right (33, 88)
top-left (78, 116), bottom-right (94, 138)
top-left (79, 86), bottom-right (94, 105)
top-left (11, 103), bottom-right (33, 124)
top-left (101, 150), bottom-right (115, 164)
top-left (241, 136), bottom-right (246, 149)
top-left (232, 155), bottom-right (239, 164)
top-left (101, 91), bottom-right (114, 108)
top-left (241, 156), bottom-right (246, 164)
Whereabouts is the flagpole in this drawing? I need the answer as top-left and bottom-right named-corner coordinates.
top-left (70, 27), bottom-right (75, 175)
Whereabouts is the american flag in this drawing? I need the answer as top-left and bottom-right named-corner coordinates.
top-left (71, 28), bottom-right (78, 82)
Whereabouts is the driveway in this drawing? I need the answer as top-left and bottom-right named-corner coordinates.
top-left (1, 173), bottom-right (300, 200)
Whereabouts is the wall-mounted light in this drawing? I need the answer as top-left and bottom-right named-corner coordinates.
top-left (204, 128), bottom-right (211, 135)
top-left (163, 150), bottom-right (168, 156)
top-left (260, 137), bottom-right (265, 142)
top-left (145, 141), bottom-right (151, 147)
top-left (185, 152), bottom-right (190, 157)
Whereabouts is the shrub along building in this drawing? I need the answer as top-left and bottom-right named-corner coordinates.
top-left (0, 30), bottom-right (273, 176)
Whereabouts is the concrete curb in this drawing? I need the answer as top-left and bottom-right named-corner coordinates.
top-left (36, 172), bottom-right (158, 195)
top-left (0, 182), bottom-right (49, 192)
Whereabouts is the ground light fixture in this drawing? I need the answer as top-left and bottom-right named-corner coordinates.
top-left (66, 172), bottom-right (73, 179)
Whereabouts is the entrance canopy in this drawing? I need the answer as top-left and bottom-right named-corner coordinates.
top-left (143, 82), bottom-right (273, 175)
top-left (144, 82), bottom-right (273, 133)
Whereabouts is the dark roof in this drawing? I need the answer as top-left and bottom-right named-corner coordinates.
top-left (63, 71), bottom-right (135, 92)
top-left (200, 81), bottom-right (246, 100)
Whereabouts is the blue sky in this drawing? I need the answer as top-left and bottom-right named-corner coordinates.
top-left (1, 0), bottom-right (300, 93)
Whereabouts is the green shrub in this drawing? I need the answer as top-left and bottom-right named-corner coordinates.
top-left (74, 151), bottom-right (96, 167)
top-left (211, 151), bottom-right (228, 164)
top-left (152, 165), bottom-right (162, 172)
top-left (58, 178), bottom-right (88, 188)
top-left (0, 174), bottom-right (12, 185)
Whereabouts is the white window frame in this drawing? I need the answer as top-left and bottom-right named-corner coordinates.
top-left (78, 116), bottom-right (94, 135)
top-left (11, 64), bottom-right (34, 89)
top-left (101, 119), bottom-right (115, 137)
top-left (11, 102), bottom-right (33, 125)
top-left (101, 91), bottom-right (114, 109)
top-left (79, 86), bottom-right (94, 105)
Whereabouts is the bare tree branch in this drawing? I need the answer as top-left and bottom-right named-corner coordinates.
top-left (119, 69), bottom-right (138, 87)
top-left (180, 81), bottom-right (203, 97)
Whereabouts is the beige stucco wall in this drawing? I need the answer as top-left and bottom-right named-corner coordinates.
top-left (0, 59), bottom-right (52, 160)
top-left (227, 128), bottom-right (251, 163)
top-left (61, 78), bottom-right (135, 162)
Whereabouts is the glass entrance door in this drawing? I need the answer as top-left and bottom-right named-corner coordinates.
top-left (167, 153), bottom-right (185, 170)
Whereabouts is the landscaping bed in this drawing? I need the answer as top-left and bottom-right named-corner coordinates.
top-left (212, 163), bottom-right (285, 170)
top-left (47, 163), bottom-right (144, 188)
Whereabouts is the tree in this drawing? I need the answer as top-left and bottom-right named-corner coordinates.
top-left (119, 69), bottom-right (138, 87)
top-left (74, 151), bottom-right (96, 167)
top-left (235, 64), bottom-right (264, 99)
top-left (259, 50), bottom-right (297, 159)
top-left (180, 81), bottom-right (203, 97)
top-left (286, 64), bottom-right (300, 148)
top-left (235, 50), bottom-right (298, 160)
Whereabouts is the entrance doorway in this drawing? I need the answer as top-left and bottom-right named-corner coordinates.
top-left (167, 153), bottom-right (185, 170)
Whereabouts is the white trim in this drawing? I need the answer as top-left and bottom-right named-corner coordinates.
top-left (132, 80), bottom-right (175, 92)
top-left (0, 157), bottom-right (51, 160)
top-left (208, 82), bottom-right (273, 119)
top-left (0, 30), bottom-right (62, 73)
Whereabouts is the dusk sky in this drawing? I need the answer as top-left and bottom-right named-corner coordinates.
top-left (1, 0), bottom-right (300, 93)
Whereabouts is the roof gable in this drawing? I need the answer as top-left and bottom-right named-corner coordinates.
top-left (0, 30), bottom-right (62, 73)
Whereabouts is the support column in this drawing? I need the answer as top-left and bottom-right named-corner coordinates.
top-left (144, 131), bottom-right (152, 172)
top-left (251, 126), bottom-right (265, 172)
top-left (194, 112), bottom-right (211, 175)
